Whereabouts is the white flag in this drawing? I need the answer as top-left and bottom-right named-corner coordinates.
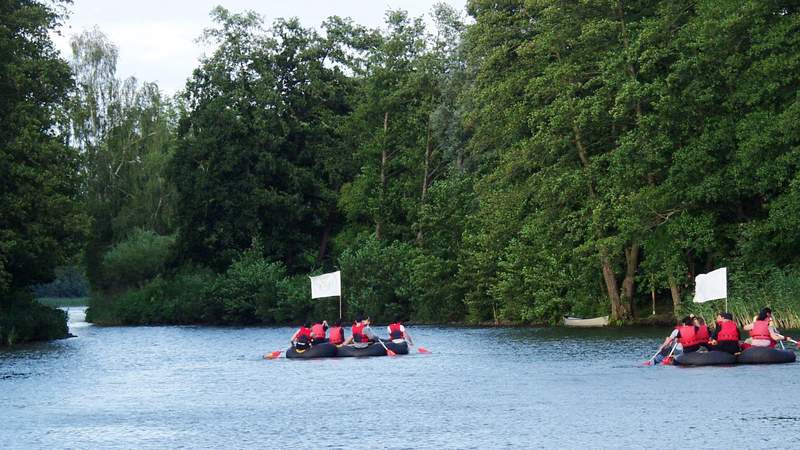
top-left (693, 267), bottom-right (727, 303)
top-left (310, 271), bottom-right (341, 299)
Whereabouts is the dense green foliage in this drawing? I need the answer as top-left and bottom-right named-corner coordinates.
top-left (6, 1), bottom-right (798, 331)
top-left (0, 0), bottom-right (85, 345)
top-left (68, 28), bottom-right (178, 289)
top-left (99, 229), bottom-right (174, 291)
top-left (32, 265), bottom-right (89, 298)
top-left (1, 295), bottom-right (69, 346)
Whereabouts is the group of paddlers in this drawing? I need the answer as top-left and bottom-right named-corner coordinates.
top-left (652, 307), bottom-right (793, 364)
top-left (289, 314), bottom-right (414, 350)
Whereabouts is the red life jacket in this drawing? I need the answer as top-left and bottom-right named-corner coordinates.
top-left (696, 324), bottom-right (710, 343)
top-left (328, 326), bottom-right (344, 345)
top-left (750, 320), bottom-right (771, 340)
top-left (296, 326), bottom-right (311, 343)
top-left (677, 325), bottom-right (702, 348)
top-left (352, 322), bottom-right (368, 343)
top-left (388, 322), bottom-right (404, 340)
top-left (310, 323), bottom-right (326, 339)
top-left (717, 320), bottom-right (739, 342)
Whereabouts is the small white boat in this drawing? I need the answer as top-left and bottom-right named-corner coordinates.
top-left (563, 316), bottom-right (609, 327)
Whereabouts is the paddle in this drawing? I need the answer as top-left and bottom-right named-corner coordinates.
top-left (417, 346), bottom-right (431, 354)
top-left (786, 338), bottom-right (800, 349)
top-left (643, 347), bottom-right (662, 366)
top-left (376, 338), bottom-right (397, 357)
top-left (660, 341), bottom-right (678, 366)
top-left (264, 350), bottom-right (282, 360)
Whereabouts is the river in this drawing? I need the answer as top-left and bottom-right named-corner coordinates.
top-left (2, 307), bottom-right (800, 449)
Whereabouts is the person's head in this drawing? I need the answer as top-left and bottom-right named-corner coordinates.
top-left (757, 307), bottom-right (772, 321)
top-left (681, 316), bottom-right (694, 326)
top-left (393, 317), bottom-right (402, 325)
top-left (303, 321), bottom-right (311, 328)
top-left (716, 312), bottom-right (724, 322)
top-left (723, 312), bottom-right (733, 321)
top-left (334, 318), bottom-right (342, 327)
top-left (354, 314), bottom-right (363, 324)
top-left (695, 317), bottom-right (705, 326)
top-left (363, 316), bottom-right (371, 325)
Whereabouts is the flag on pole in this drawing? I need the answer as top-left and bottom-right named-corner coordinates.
top-left (693, 267), bottom-right (727, 303)
top-left (310, 271), bottom-right (341, 299)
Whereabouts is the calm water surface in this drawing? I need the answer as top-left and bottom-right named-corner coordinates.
top-left (2, 308), bottom-right (800, 449)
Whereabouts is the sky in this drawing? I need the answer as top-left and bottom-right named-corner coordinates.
top-left (52, 0), bottom-right (468, 94)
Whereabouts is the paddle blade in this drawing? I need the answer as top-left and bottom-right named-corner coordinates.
top-left (386, 348), bottom-right (397, 357)
top-left (264, 351), bottom-right (282, 360)
top-left (417, 347), bottom-right (431, 354)
top-left (643, 360), bottom-right (653, 366)
top-left (660, 356), bottom-right (673, 366)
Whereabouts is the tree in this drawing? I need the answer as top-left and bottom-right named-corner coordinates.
top-left (170, 8), bottom-right (360, 273)
top-left (67, 28), bottom-right (178, 289)
top-left (0, 0), bottom-right (86, 298)
top-left (0, 0), bottom-right (85, 345)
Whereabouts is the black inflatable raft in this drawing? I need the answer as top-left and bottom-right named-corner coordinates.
top-left (674, 351), bottom-right (736, 366)
top-left (336, 342), bottom-right (387, 357)
top-left (286, 342), bottom-right (338, 359)
top-left (385, 340), bottom-right (409, 355)
top-left (736, 347), bottom-right (796, 365)
top-left (335, 340), bottom-right (410, 357)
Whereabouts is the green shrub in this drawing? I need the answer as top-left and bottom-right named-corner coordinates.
top-left (0, 293), bottom-right (68, 346)
top-left (207, 252), bottom-right (290, 324)
top-left (32, 265), bottom-right (90, 298)
top-left (87, 268), bottom-right (214, 325)
top-left (100, 229), bottom-right (174, 290)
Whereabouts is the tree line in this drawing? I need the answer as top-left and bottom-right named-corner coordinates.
top-left (3, 1), bottom-right (800, 343)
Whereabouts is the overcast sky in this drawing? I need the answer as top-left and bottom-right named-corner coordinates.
top-left (52, 0), bottom-right (468, 94)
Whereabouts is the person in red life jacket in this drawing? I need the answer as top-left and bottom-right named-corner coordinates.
top-left (743, 308), bottom-right (792, 348)
top-left (710, 312), bottom-right (740, 354)
top-left (310, 320), bottom-right (329, 344)
top-left (328, 319), bottom-right (345, 345)
top-left (693, 316), bottom-right (712, 350)
top-left (656, 316), bottom-right (701, 360)
top-left (387, 318), bottom-right (414, 345)
top-left (343, 314), bottom-right (377, 345)
top-left (291, 322), bottom-right (312, 350)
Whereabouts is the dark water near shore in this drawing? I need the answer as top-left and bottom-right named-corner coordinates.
top-left (2, 308), bottom-right (800, 449)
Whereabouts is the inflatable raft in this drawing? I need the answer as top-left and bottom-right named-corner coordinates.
top-left (736, 347), bottom-right (796, 365)
top-left (336, 342), bottom-right (387, 357)
top-left (674, 351), bottom-right (736, 366)
top-left (286, 342), bottom-right (337, 359)
top-left (336, 340), bottom-right (409, 357)
top-left (385, 339), bottom-right (409, 355)
top-left (284, 340), bottom-right (410, 359)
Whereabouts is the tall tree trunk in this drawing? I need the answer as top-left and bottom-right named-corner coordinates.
top-left (600, 250), bottom-right (625, 321)
top-left (376, 111), bottom-right (388, 240)
top-left (417, 121), bottom-right (432, 244)
top-left (668, 275), bottom-right (681, 317)
top-left (621, 241), bottom-right (639, 317)
top-left (575, 124), bottom-right (627, 321)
